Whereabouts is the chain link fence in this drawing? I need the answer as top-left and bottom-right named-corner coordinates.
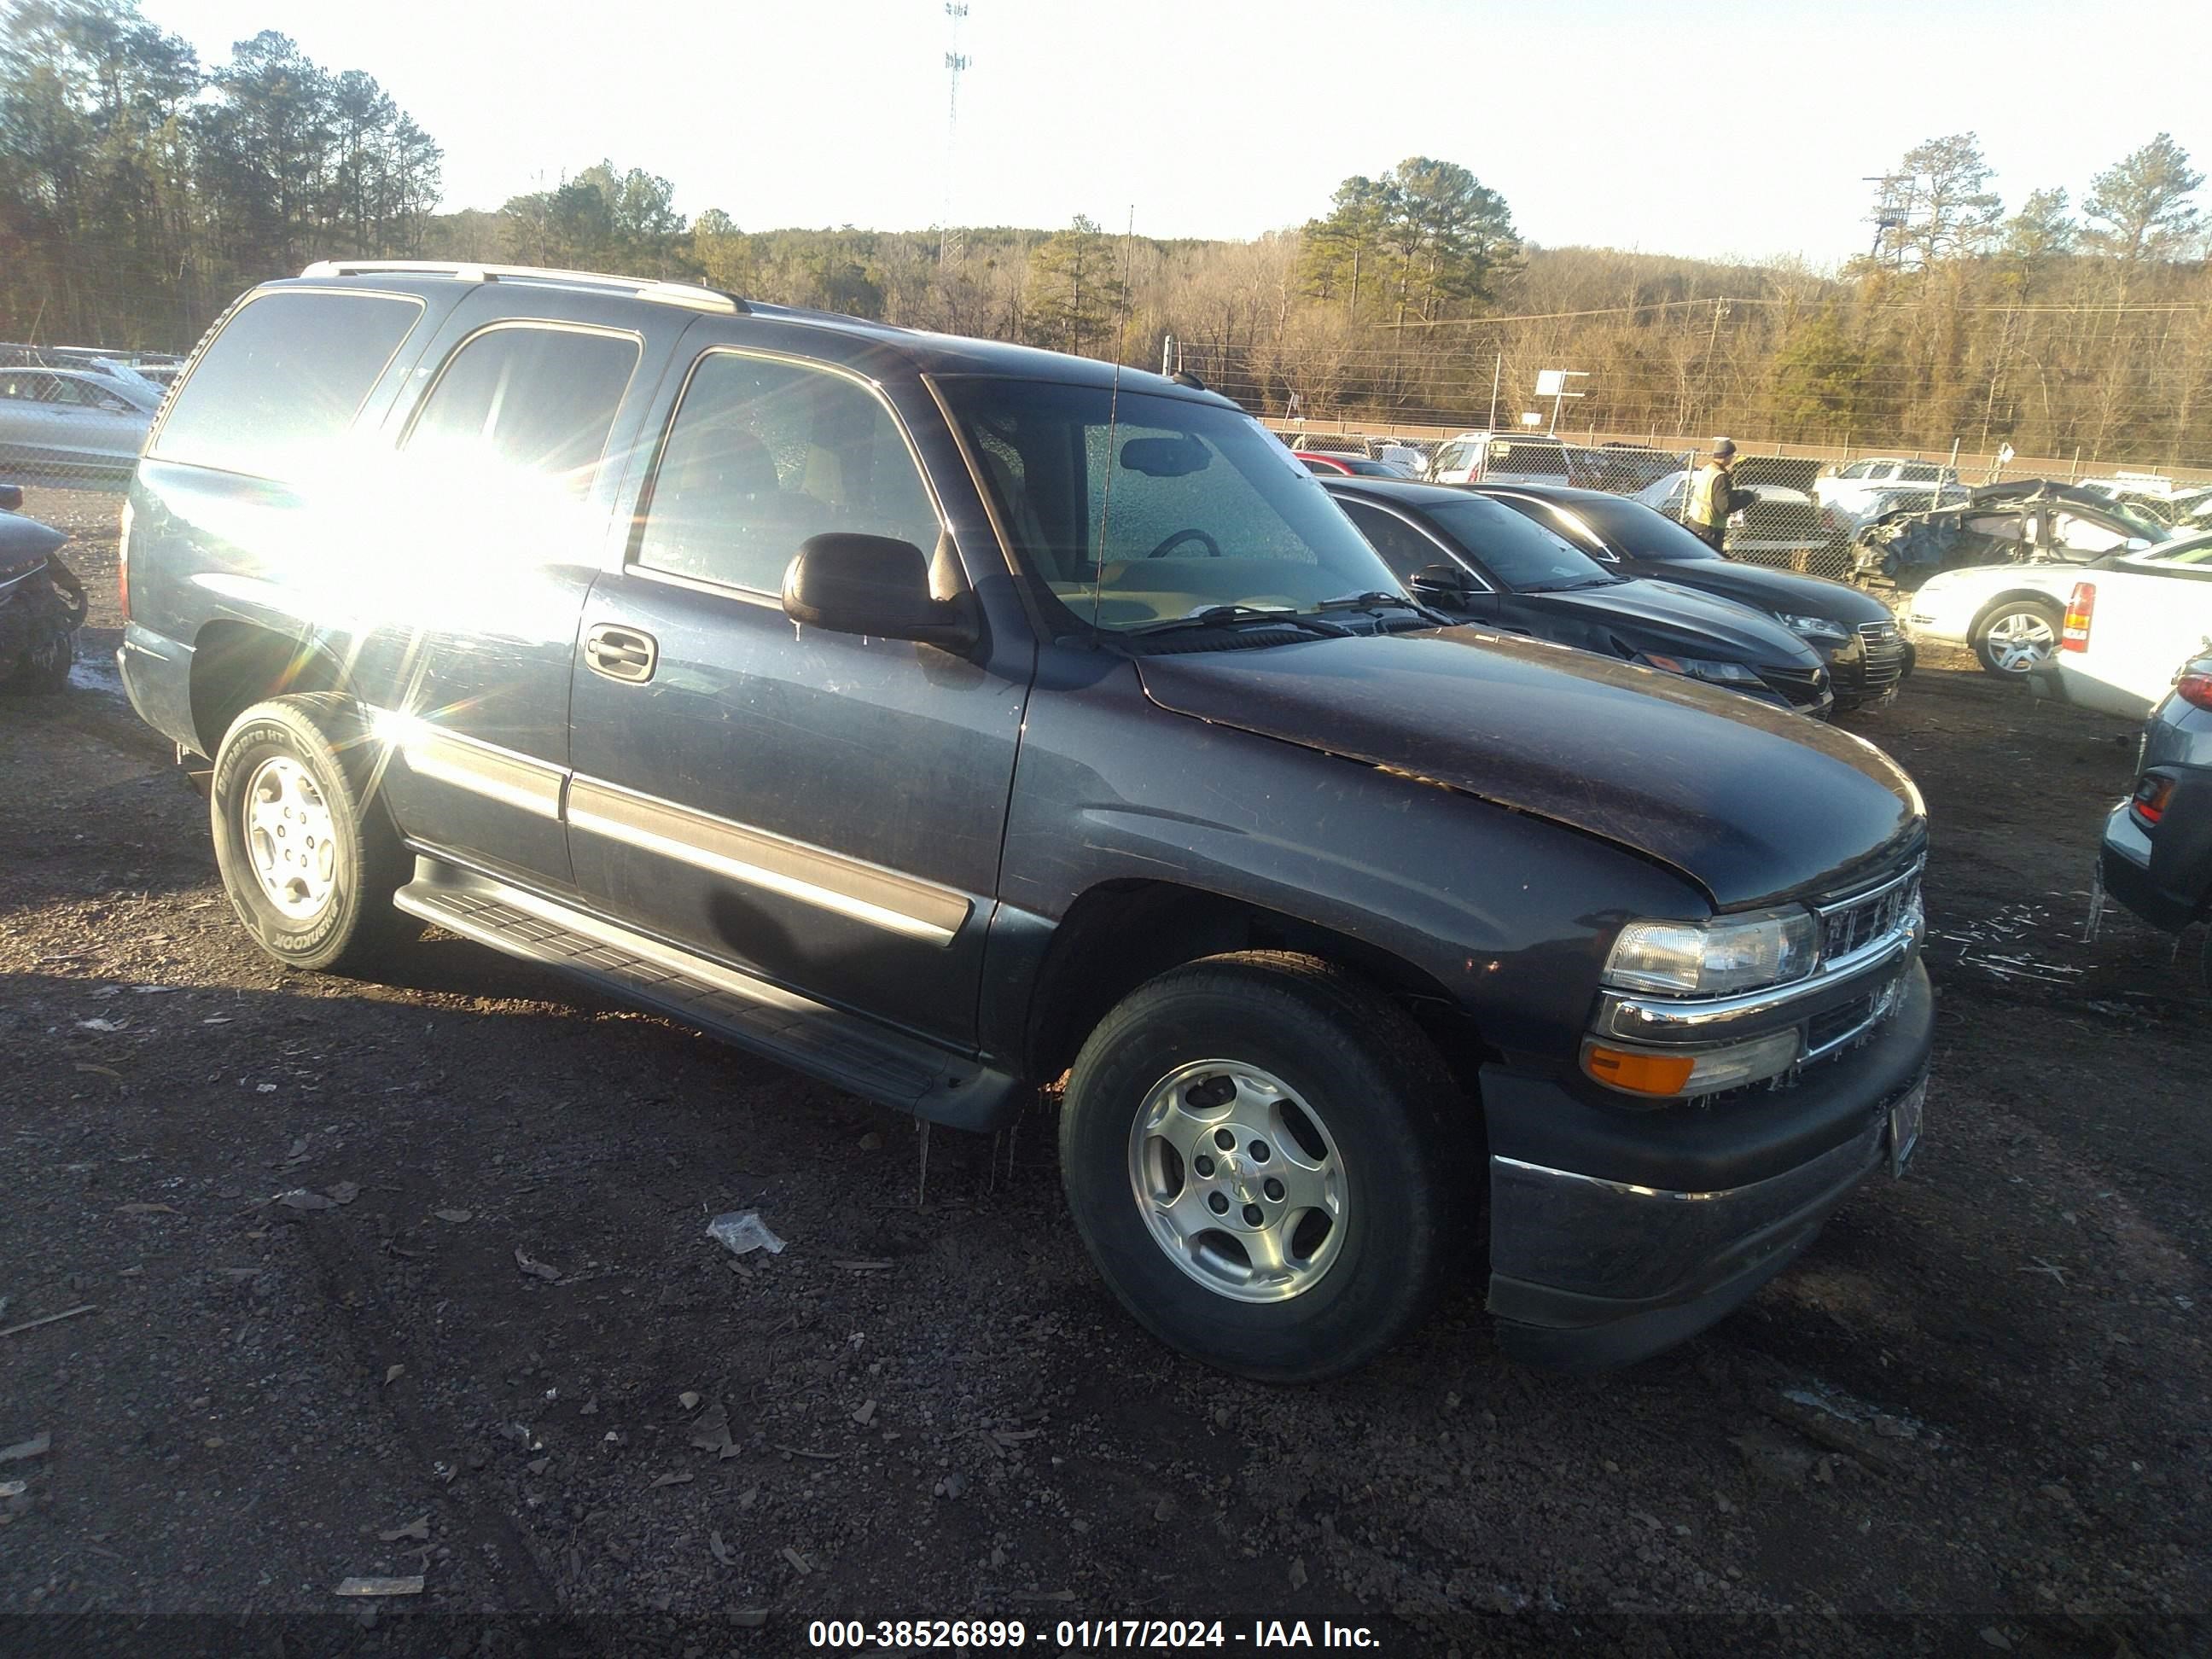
top-left (1274, 427), bottom-right (1860, 579)
top-left (0, 346), bottom-right (177, 494)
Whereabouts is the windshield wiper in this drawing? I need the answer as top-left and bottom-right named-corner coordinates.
top-left (1523, 575), bottom-right (1616, 593)
top-left (1308, 590), bottom-right (1457, 626)
top-left (1121, 605), bottom-right (1352, 639)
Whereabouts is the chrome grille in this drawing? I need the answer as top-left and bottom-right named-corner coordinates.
top-left (1849, 620), bottom-right (1907, 696)
top-left (1815, 861), bottom-right (1923, 966)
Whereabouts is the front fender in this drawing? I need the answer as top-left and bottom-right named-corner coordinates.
top-left (989, 650), bottom-right (1703, 1073)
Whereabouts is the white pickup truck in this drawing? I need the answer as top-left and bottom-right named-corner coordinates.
top-left (2032, 535), bottom-right (2212, 719)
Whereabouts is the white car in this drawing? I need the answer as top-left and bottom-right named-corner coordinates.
top-left (2032, 537), bottom-right (2212, 719)
top-left (1905, 533), bottom-right (2203, 678)
top-left (1815, 458), bottom-right (1961, 521)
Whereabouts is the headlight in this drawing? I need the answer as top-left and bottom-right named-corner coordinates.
top-left (1636, 651), bottom-right (1765, 687)
top-left (1776, 613), bottom-right (1849, 643)
top-left (1605, 908), bottom-right (1818, 998)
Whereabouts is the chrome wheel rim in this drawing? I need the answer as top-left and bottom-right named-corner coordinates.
top-left (1126, 1058), bottom-right (1347, 1304)
top-left (1985, 610), bottom-right (2056, 673)
top-left (242, 756), bottom-right (338, 922)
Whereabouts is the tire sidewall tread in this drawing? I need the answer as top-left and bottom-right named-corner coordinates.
top-left (1060, 951), bottom-right (1469, 1383)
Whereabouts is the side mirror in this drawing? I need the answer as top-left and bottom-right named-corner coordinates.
top-left (0, 485), bottom-right (20, 512)
top-left (783, 533), bottom-right (979, 652)
top-left (1408, 562), bottom-right (1473, 605)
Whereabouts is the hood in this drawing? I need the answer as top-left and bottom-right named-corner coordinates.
top-left (1516, 577), bottom-right (1824, 668)
top-left (1635, 561), bottom-right (1894, 626)
top-left (0, 510), bottom-right (67, 573)
top-left (1137, 629), bottom-right (1923, 909)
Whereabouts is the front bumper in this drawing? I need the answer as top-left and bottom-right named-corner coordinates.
top-left (1481, 961), bottom-right (1934, 1371)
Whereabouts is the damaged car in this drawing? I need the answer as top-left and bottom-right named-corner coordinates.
top-left (1851, 479), bottom-right (2168, 591)
top-left (0, 482), bottom-right (84, 692)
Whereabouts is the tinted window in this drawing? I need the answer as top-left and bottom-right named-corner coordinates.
top-left (406, 324), bottom-right (638, 497)
top-left (155, 289), bottom-right (424, 480)
top-left (1416, 495), bottom-right (1617, 591)
top-left (636, 352), bottom-right (940, 593)
top-left (1525, 492), bottom-right (1720, 562)
top-left (1340, 501), bottom-right (1463, 585)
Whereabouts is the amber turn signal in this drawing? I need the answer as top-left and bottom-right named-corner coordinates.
top-left (1581, 1045), bottom-right (1697, 1097)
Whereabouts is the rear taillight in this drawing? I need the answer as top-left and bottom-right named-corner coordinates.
top-left (2176, 672), bottom-right (2212, 710)
top-left (2061, 581), bottom-right (2094, 652)
top-left (2131, 774), bottom-right (2175, 828)
top-left (117, 498), bottom-right (132, 620)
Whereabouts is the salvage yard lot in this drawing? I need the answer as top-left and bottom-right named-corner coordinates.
top-left (2, 488), bottom-right (2208, 1653)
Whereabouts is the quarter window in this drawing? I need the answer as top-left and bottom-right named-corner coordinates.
top-left (405, 325), bottom-right (639, 496)
top-left (634, 353), bottom-right (940, 594)
top-left (154, 289), bottom-right (424, 481)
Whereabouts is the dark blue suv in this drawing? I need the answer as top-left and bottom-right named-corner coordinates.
top-left (119, 263), bottom-right (1934, 1379)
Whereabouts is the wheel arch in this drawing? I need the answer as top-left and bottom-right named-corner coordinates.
top-left (1966, 586), bottom-right (2067, 639)
top-left (1021, 878), bottom-right (1489, 1106)
top-left (188, 620), bottom-right (350, 757)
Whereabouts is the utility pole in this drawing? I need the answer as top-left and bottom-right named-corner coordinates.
top-left (940, 4), bottom-right (971, 266)
top-left (1488, 351), bottom-right (1501, 430)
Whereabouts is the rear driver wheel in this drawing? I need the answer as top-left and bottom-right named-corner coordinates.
top-left (1058, 952), bottom-right (1465, 1382)
top-left (1973, 599), bottom-right (2063, 677)
top-left (209, 695), bottom-right (418, 975)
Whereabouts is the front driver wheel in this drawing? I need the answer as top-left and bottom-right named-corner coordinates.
top-left (1059, 952), bottom-right (1464, 1382)
top-left (1973, 599), bottom-right (2063, 677)
top-left (209, 694), bottom-right (418, 975)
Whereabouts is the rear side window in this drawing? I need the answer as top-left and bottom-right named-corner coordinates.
top-left (405, 324), bottom-right (639, 497)
top-left (154, 289), bottom-right (424, 480)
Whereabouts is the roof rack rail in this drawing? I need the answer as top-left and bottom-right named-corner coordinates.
top-left (296, 260), bottom-right (748, 315)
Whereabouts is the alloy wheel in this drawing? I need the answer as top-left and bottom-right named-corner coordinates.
top-left (242, 754), bottom-right (339, 921)
top-left (1126, 1058), bottom-right (1348, 1303)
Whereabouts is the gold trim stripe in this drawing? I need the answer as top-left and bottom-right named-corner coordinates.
top-left (566, 777), bottom-right (969, 946)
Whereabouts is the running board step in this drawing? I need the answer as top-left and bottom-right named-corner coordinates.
top-left (393, 860), bottom-right (1025, 1132)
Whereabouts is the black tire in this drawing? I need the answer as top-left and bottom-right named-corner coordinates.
top-left (208, 694), bottom-right (418, 975)
top-left (1059, 951), bottom-right (1468, 1382)
top-left (1972, 598), bottom-right (2064, 678)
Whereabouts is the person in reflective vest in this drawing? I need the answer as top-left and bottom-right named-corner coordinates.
top-left (1685, 437), bottom-right (1748, 552)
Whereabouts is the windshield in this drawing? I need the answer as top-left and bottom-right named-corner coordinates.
top-left (1516, 492), bottom-right (1720, 563)
top-left (943, 379), bottom-right (1404, 631)
top-left (1417, 494), bottom-right (1619, 591)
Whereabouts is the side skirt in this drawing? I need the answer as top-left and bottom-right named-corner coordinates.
top-left (393, 858), bottom-right (1027, 1132)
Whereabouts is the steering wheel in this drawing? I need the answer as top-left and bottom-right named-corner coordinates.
top-left (1145, 527), bottom-right (1223, 559)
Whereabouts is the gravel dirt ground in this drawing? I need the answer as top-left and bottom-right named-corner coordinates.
top-left (2, 486), bottom-right (2207, 1658)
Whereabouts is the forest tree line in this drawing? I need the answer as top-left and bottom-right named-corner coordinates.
top-left (5, 0), bottom-right (2210, 465)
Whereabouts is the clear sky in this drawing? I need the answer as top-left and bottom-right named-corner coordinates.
top-left (140, 0), bottom-right (2206, 268)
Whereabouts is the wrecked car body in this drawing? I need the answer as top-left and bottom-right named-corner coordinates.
top-left (0, 483), bottom-right (83, 692)
top-left (1851, 480), bottom-right (2168, 591)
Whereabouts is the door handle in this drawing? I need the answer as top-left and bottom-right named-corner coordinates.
top-left (584, 623), bottom-right (657, 684)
